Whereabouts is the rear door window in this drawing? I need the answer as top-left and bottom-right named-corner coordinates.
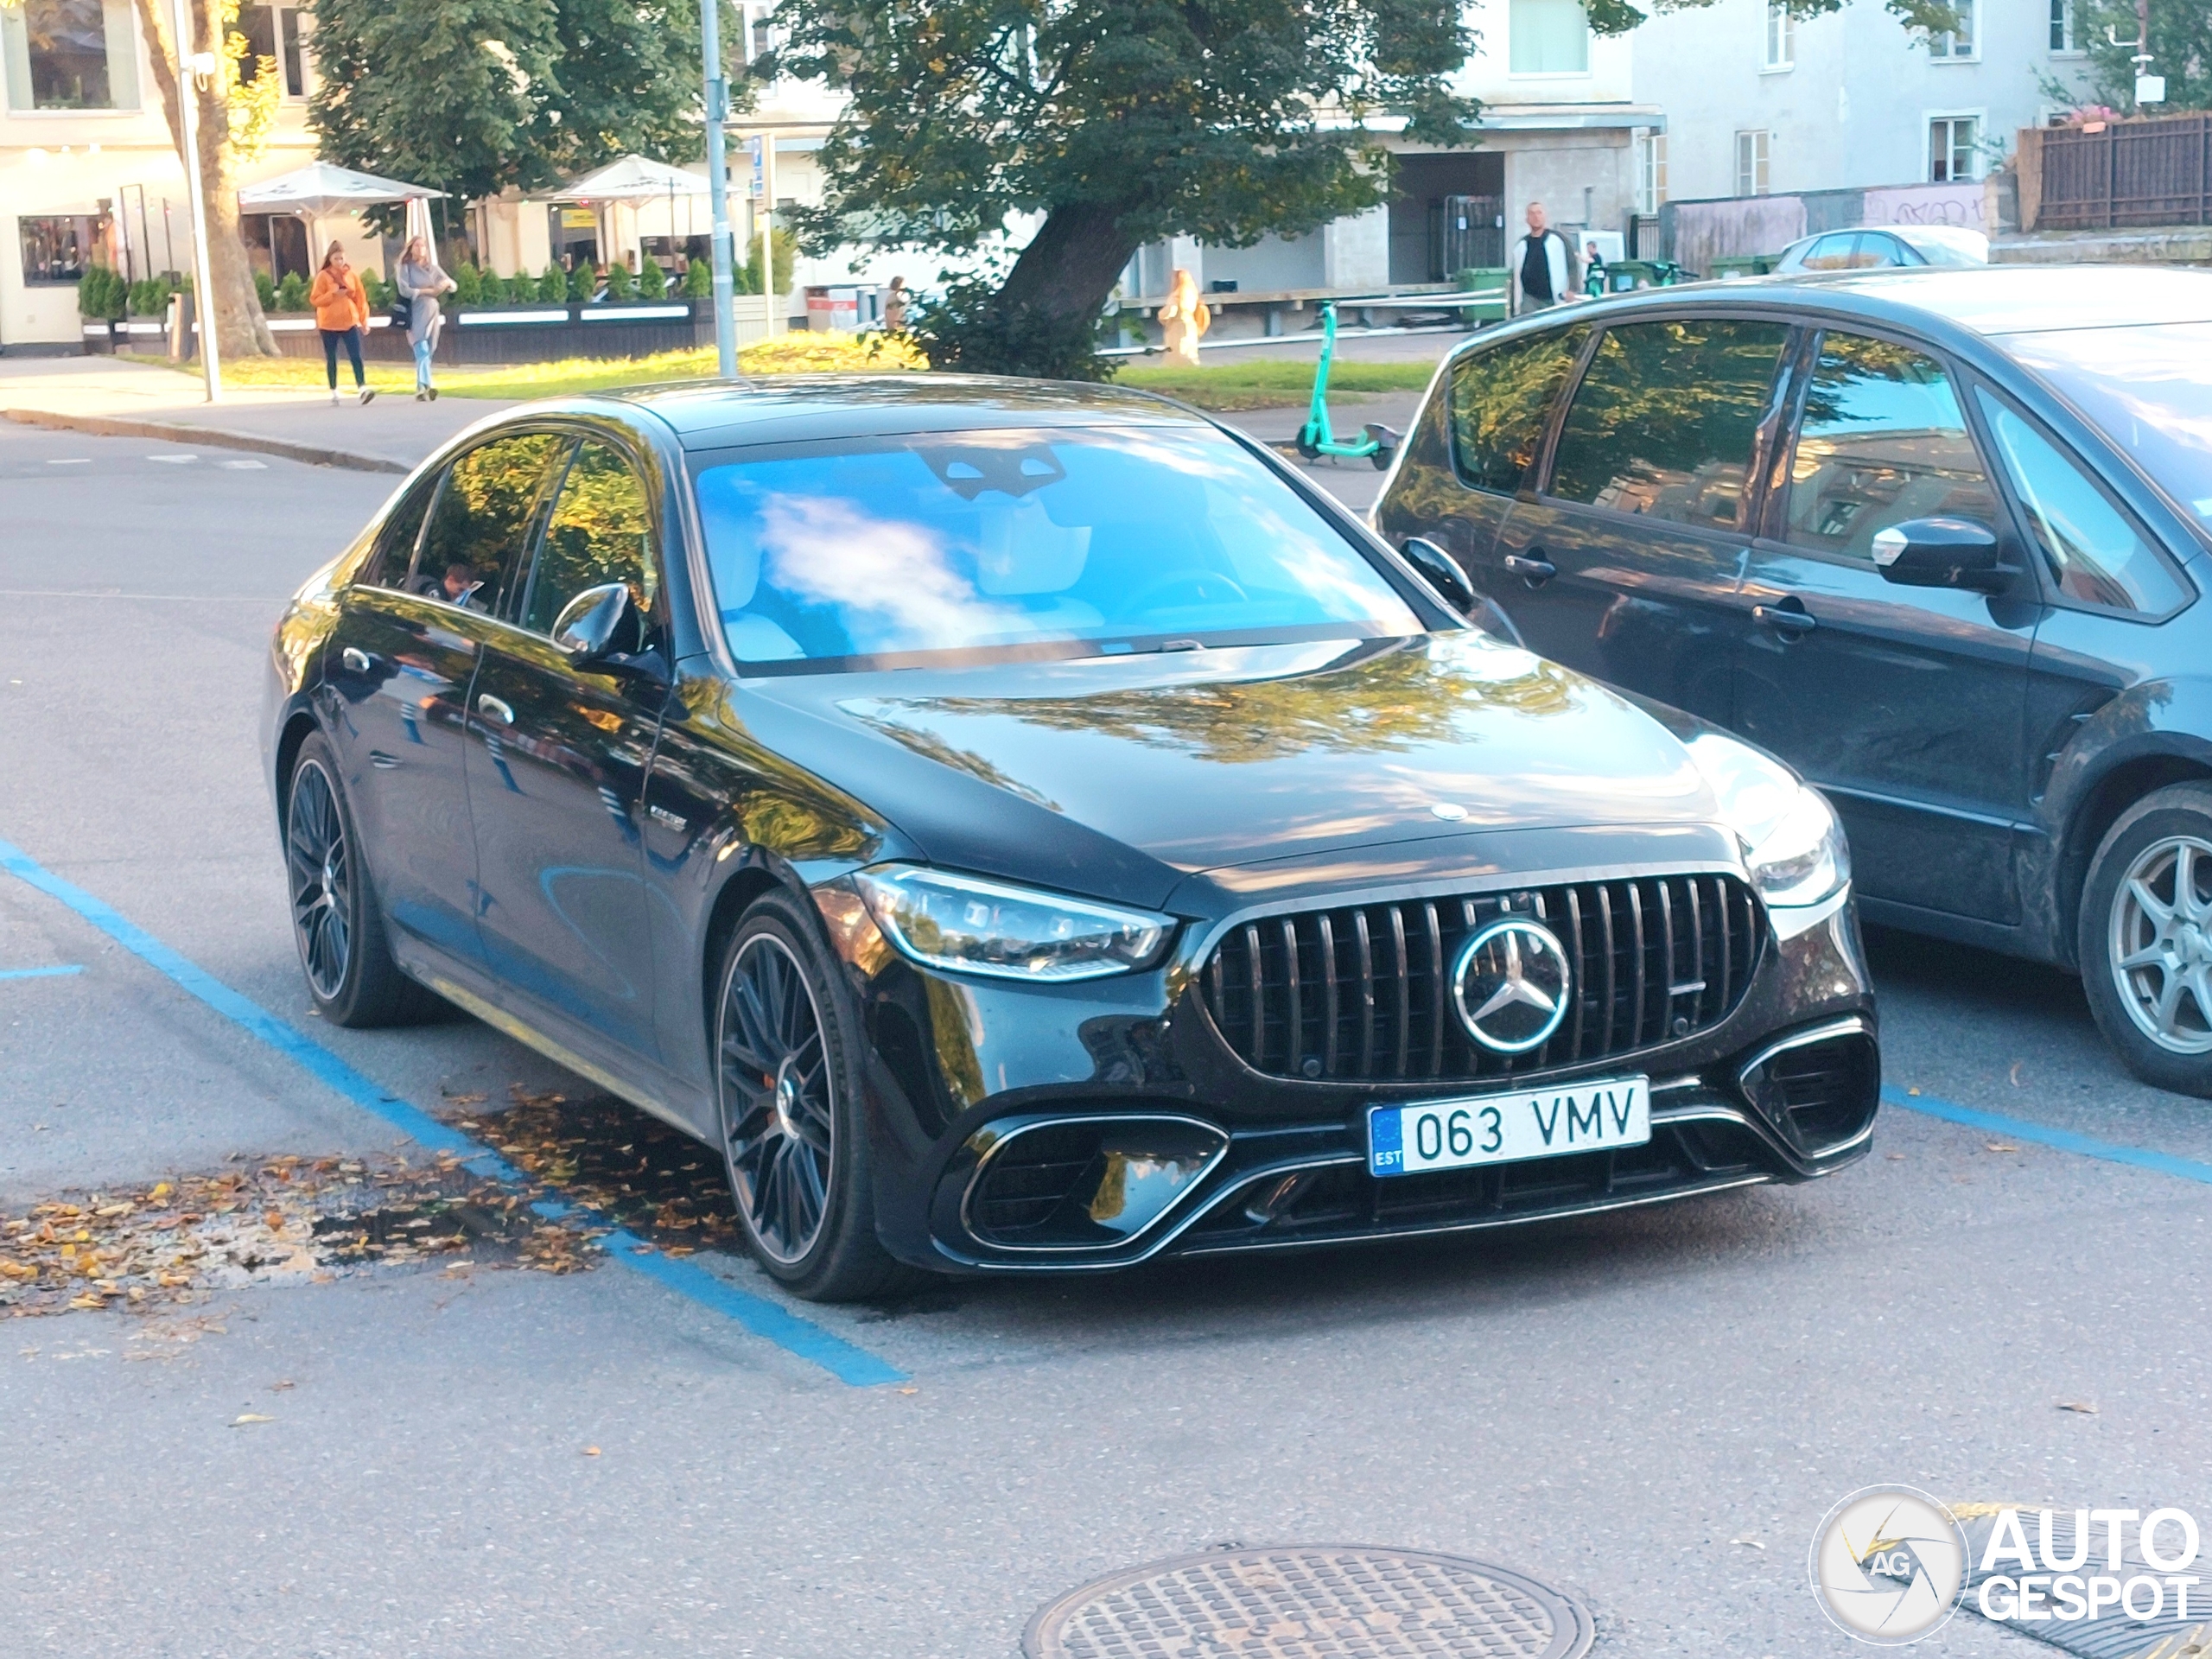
top-left (416, 433), bottom-right (571, 613)
top-left (519, 440), bottom-right (660, 637)
top-left (1447, 324), bottom-right (1588, 496)
top-left (1781, 332), bottom-right (2002, 563)
top-left (1547, 317), bottom-right (1793, 531)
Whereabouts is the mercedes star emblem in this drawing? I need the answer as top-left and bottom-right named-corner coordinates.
top-left (1452, 917), bottom-right (1573, 1053)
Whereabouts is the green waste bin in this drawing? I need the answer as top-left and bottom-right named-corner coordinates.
top-left (1605, 259), bottom-right (1691, 290)
top-left (1708, 254), bottom-right (1781, 281)
top-left (1452, 267), bottom-right (1510, 323)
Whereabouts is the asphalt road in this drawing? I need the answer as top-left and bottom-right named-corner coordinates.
top-left (3, 419), bottom-right (2208, 1659)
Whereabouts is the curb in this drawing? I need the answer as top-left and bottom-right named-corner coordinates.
top-left (1, 406), bottom-right (410, 474)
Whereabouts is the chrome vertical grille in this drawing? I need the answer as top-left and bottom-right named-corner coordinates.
top-left (1201, 874), bottom-right (1763, 1084)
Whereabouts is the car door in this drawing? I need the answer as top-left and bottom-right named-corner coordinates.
top-left (466, 434), bottom-right (670, 1061)
top-left (1735, 327), bottom-right (2038, 925)
top-left (1490, 313), bottom-right (1798, 726)
top-left (320, 437), bottom-right (562, 968)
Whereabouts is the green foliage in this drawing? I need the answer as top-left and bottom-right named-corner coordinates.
top-left (736, 228), bottom-right (795, 296)
top-left (360, 270), bottom-right (391, 309)
top-left (127, 277), bottom-right (175, 317)
top-left (1579, 0), bottom-right (1962, 33)
top-left (2044, 0), bottom-right (2212, 113)
top-left (568, 261), bottom-right (598, 302)
top-left (638, 257), bottom-right (668, 299)
top-left (480, 271), bottom-right (511, 304)
top-left (76, 265), bottom-right (126, 321)
top-left (307, 0), bottom-right (742, 232)
top-left (909, 278), bottom-right (1109, 381)
top-left (276, 271), bottom-right (309, 313)
top-left (604, 259), bottom-right (637, 301)
top-left (452, 263), bottom-right (483, 305)
top-left (255, 270), bottom-right (279, 313)
top-left (682, 257), bottom-right (713, 298)
top-left (538, 265), bottom-right (569, 302)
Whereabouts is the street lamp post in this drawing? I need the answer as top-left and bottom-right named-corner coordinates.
top-left (699, 0), bottom-right (737, 378)
top-left (169, 0), bottom-right (222, 403)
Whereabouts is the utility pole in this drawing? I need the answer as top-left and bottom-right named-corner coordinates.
top-left (170, 0), bottom-right (222, 403)
top-left (760, 130), bottom-right (779, 336)
top-left (2111, 0), bottom-right (2163, 110)
top-left (700, 0), bottom-right (737, 377)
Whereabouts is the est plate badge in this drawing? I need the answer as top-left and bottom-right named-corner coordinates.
top-left (1369, 1076), bottom-right (1650, 1178)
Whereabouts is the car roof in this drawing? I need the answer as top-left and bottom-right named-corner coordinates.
top-left (1611, 264), bottom-right (2212, 338)
top-left (581, 372), bottom-right (1213, 450)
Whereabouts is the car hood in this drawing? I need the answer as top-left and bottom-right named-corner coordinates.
top-left (736, 632), bottom-right (1730, 912)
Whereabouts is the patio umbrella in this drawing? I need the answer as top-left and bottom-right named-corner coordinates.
top-left (238, 162), bottom-right (445, 280)
top-left (543, 156), bottom-right (709, 274)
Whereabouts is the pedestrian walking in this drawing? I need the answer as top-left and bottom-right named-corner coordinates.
top-left (1510, 201), bottom-right (1580, 316)
top-left (308, 242), bottom-right (376, 406)
top-left (883, 275), bottom-right (909, 332)
top-left (397, 235), bottom-right (456, 402)
top-left (1581, 238), bottom-right (1608, 296)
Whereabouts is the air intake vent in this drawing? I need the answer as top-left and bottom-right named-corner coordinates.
top-left (1202, 874), bottom-right (1761, 1084)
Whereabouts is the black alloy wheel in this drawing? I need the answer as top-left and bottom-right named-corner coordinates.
top-left (2081, 781), bottom-right (2212, 1098)
top-left (283, 733), bottom-right (439, 1028)
top-left (713, 890), bottom-right (902, 1300)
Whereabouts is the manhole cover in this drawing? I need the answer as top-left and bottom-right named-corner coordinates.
top-left (1024, 1545), bottom-right (1595, 1659)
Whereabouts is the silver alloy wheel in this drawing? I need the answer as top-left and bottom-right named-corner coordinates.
top-left (2108, 832), bottom-right (2212, 1055)
top-left (716, 932), bottom-right (836, 1264)
top-left (286, 757), bottom-right (353, 1001)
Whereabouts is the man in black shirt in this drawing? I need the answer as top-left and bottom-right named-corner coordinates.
top-left (1510, 200), bottom-right (1579, 315)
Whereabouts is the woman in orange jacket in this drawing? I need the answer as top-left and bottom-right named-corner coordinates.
top-left (308, 242), bottom-right (377, 406)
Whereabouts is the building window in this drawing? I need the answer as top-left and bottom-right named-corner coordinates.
top-left (20, 212), bottom-right (112, 284)
top-left (1636, 133), bottom-right (1669, 215)
top-left (237, 3), bottom-right (308, 98)
top-left (1735, 130), bottom-right (1770, 196)
top-left (1929, 114), bottom-right (1981, 181)
top-left (1510, 0), bottom-right (1591, 75)
top-left (1764, 2), bottom-right (1794, 69)
top-left (3, 0), bottom-right (127, 110)
top-left (1928, 0), bottom-right (1977, 59)
top-left (2049, 0), bottom-right (2077, 53)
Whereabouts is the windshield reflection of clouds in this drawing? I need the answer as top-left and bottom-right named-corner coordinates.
top-left (694, 426), bottom-right (1421, 666)
top-left (2009, 324), bottom-right (2212, 524)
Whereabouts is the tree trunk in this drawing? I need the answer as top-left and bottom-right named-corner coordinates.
top-left (134, 0), bottom-right (278, 359)
top-left (994, 200), bottom-right (1143, 326)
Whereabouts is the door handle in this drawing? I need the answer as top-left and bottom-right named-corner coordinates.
top-left (476, 693), bottom-right (515, 726)
top-left (1752, 603), bottom-right (1816, 637)
top-left (1503, 550), bottom-right (1556, 584)
top-left (340, 647), bottom-right (372, 674)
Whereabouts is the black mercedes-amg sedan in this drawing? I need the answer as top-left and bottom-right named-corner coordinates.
top-left (263, 377), bottom-right (1878, 1300)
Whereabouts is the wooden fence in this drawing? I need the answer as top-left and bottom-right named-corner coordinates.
top-left (2020, 115), bottom-right (2212, 232)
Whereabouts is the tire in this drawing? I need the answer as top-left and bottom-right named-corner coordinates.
top-left (1370, 445), bottom-right (1395, 472)
top-left (2078, 781), bottom-right (2212, 1097)
top-left (284, 733), bottom-right (441, 1028)
top-left (713, 888), bottom-right (903, 1300)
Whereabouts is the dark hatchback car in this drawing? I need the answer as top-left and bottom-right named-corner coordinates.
top-left (264, 378), bottom-right (1878, 1300)
top-left (1376, 265), bottom-right (2212, 1094)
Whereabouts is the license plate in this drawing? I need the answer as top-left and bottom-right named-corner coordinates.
top-left (1368, 1076), bottom-right (1650, 1178)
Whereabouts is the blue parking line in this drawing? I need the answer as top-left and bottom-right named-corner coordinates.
top-left (1884, 1086), bottom-right (2212, 1186)
top-left (0, 964), bottom-right (84, 981)
top-left (0, 836), bottom-right (906, 1388)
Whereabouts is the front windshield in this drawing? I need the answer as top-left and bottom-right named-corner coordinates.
top-left (2005, 323), bottom-right (2212, 537)
top-left (691, 424), bottom-right (1424, 672)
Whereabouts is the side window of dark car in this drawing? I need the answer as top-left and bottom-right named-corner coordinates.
top-left (1447, 324), bottom-right (1588, 496)
top-left (414, 433), bottom-right (571, 613)
top-left (1976, 389), bottom-right (2189, 616)
top-left (1781, 333), bottom-right (2002, 563)
top-left (359, 475), bottom-right (436, 590)
top-left (519, 440), bottom-right (660, 638)
top-left (1548, 317), bottom-right (1793, 531)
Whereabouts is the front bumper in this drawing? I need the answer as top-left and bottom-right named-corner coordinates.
top-left (815, 876), bottom-right (1878, 1275)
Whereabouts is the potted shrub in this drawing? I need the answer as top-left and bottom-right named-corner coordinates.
top-left (276, 270), bottom-right (308, 313)
top-left (639, 257), bottom-right (667, 299)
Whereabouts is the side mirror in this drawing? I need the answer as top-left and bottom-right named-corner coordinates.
top-left (1871, 518), bottom-right (2010, 593)
top-left (1400, 537), bottom-right (1476, 614)
top-left (552, 582), bottom-right (632, 663)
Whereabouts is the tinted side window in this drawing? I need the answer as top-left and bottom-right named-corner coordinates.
top-left (1448, 324), bottom-right (1588, 496)
top-left (522, 440), bottom-right (658, 636)
top-left (415, 434), bottom-right (570, 612)
top-left (1799, 235), bottom-right (1860, 271)
top-left (1548, 318), bottom-right (1791, 531)
top-left (1978, 391), bottom-right (2188, 615)
top-left (360, 476), bottom-right (435, 590)
top-left (1783, 333), bottom-right (2001, 564)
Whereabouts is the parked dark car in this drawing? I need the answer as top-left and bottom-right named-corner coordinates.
top-left (1375, 265), bottom-right (2212, 1095)
top-left (264, 377), bottom-right (1878, 1299)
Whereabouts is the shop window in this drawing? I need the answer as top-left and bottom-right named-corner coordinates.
top-left (3, 0), bottom-right (140, 111)
top-left (1510, 0), bottom-right (1590, 74)
top-left (237, 3), bottom-right (308, 98)
top-left (20, 213), bottom-right (112, 284)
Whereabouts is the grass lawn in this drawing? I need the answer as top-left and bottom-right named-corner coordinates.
top-left (120, 341), bottom-right (1433, 410)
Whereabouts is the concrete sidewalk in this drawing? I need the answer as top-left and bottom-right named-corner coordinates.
top-left (0, 355), bottom-right (507, 474)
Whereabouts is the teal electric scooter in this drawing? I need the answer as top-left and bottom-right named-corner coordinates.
top-left (1294, 301), bottom-right (1399, 471)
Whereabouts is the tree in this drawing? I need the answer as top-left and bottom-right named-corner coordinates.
top-left (766, 0), bottom-right (1481, 378)
top-left (2046, 0), bottom-right (2211, 113)
top-left (308, 0), bottom-right (723, 230)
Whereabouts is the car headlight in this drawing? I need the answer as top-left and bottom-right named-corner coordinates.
top-left (851, 865), bottom-right (1174, 982)
top-left (1688, 734), bottom-right (1850, 910)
